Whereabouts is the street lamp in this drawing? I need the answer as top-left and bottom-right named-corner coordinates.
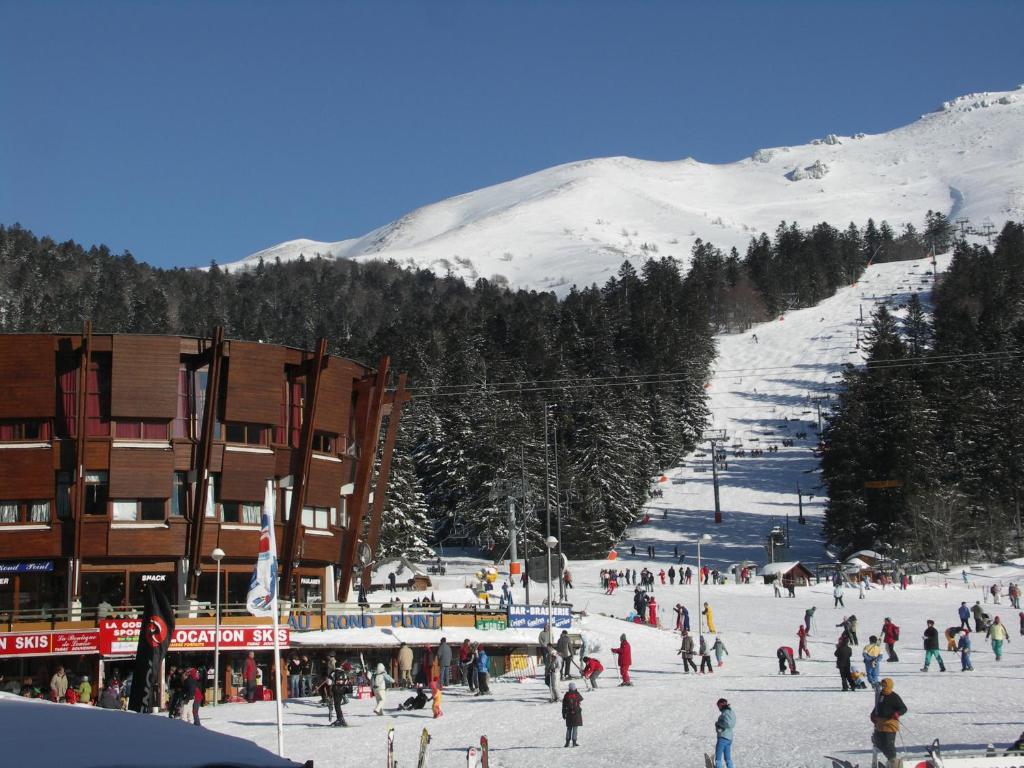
top-left (545, 536), bottom-right (558, 633)
top-left (212, 547), bottom-right (225, 707)
top-left (696, 534), bottom-right (711, 639)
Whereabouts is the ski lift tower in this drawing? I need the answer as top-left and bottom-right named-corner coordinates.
top-left (489, 477), bottom-right (525, 579)
top-left (702, 429), bottom-right (728, 524)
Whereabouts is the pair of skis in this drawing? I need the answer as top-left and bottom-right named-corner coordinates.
top-left (386, 727), bottom-right (438, 768)
top-left (466, 736), bottom-right (490, 767)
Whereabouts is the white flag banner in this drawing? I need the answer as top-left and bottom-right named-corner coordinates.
top-left (246, 481), bottom-right (278, 617)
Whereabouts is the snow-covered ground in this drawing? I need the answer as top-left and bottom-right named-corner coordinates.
top-left (221, 87), bottom-right (1024, 293)
top-left (194, 253), bottom-right (1023, 768)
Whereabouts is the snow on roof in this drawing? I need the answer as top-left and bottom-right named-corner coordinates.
top-left (844, 557), bottom-right (871, 570)
top-left (848, 550), bottom-right (884, 561)
top-left (0, 693), bottom-right (303, 768)
top-left (290, 627), bottom-right (542, 648)
top-left (759, 561), bottom-right (804, 576)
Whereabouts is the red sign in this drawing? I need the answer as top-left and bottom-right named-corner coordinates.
top-left (99, 620), bottom-right (289, 655)
top-left (0, 630), bottom-right (99, 657)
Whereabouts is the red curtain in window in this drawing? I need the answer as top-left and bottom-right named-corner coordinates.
top-left (115, 421), bottom-right (142, 439)
top-left (174, 368), bottom-right (189, 438)
top-left (143, 421), bottom-right (169, 440)
top-left (58, 369), bottom-right (78, 438)
top-left (86, 360), bottom-right (111, 436)
top-left (0, 423), bottom-right (14, 441)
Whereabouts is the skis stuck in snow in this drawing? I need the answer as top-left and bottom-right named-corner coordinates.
top-left (480, 735), bottom-right (490, 768)
top-left (387, 727), bottom-right (395, 768)
top-left (416, 727), bottom-right (432, 768)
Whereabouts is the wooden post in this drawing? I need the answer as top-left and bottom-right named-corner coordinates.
top-left (280, 338), bottom-right (328, 597)
top-left (336, 357), bottom-right (389, 603)
top-left (361, 373), bottom-right (408, 588)
top-left (71, 321), bottom-right (92, 600)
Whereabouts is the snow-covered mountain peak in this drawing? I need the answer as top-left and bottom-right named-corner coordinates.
top-left (224, 87), bottom-right (1024, 291)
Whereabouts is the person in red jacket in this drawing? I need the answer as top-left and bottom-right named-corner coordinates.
top-left (243, 652), bottom-right (258, 703)
top-left (881, 617), bottom-right (900, 662)
top-left (611, 634), bottom-right (632, 686)
top-left (776, 646), bottom-right (798, 674)
top-left (581, 656), bottom-right (604, 688)
top-left (648, 596), bottom-right (658, 626)
top-left (797, 624), bottom-right (810, 658)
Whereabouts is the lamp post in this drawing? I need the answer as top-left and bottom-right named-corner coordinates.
top-left (212, 547), bottom-right (225, 707)
top-left (696, 534), bottom-right (711, 639)
top-left (545, 536), bottom-right (558, 632)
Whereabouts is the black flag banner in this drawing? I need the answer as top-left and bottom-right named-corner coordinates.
top-left (127, 583), bottom-right (175, 713)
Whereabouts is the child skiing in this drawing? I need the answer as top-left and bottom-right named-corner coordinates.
top-left (712, 636), bottom-right (728, 668)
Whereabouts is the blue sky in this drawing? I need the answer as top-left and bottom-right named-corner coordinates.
top-left (1, 1), bottom-right (1022, 268)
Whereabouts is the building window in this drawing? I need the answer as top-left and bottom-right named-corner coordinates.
top-left (312, 431), bottom-right (336, 454)
top-left (114, 419), bottom-right (170, 440)
top-left (0, 419), bottom-right (52, 442)
top-left (193, 366), bottom-right (221, 439)
top-left (82, 571), bottom-right (126, 611)
top-left (301, 506), bottom-right (332, 530)
top-left (0, 501), bottom-right (51, 525)
top-left (205, 474), bottom-right (218, 518)
top-left (170, 472), bottom-right (188, 517)
top-left (57, 366), bottom-right (78, 438)
top-left (221, 501), bottom-right (261, 525)
top-left (112, 499), bottom-right (167, 522)
top-left (174, 367), bottom-right (190, 439)
top-left (224, 422), bottom-right (268, 446)
top-left (86, 355), bottom-right (111, 437)
top-left (56, 472), bottom-right (72, 520)
top-left (84, 471), bottom-right (109, 516)
top-left (337, 498), bottom-right (348, 528)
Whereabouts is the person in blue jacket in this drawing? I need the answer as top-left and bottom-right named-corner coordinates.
top-left (714, 697), bottom-right (736, 768)
top-left (958, 601), bottom-right (972, 631)
top-left (475, 645), bottom-right (490, 695)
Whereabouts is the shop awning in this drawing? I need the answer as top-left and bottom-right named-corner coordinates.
top-left (290, 626), bottom-right (543, 649)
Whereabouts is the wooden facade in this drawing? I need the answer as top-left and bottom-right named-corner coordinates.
top-left (0, 331), bottom-right (406, 622)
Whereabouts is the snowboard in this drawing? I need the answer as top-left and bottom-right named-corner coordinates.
top-left (416, 727), bottom-right (432, 768)
top-left (480, 735), bottom-right (490, 768)
top-left (387, 727), bottom-right (395, 768)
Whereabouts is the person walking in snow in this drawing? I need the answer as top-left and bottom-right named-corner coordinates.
top-left (581, 656), bottom-right (603, 688)
top-left (797, 624), bottom-right (810, 658)
top-left (776, 646), bottom-right (798, 675)
top-left (804, 606), bottom-right (816, 635)
top-left (678, 630), bottom-right (698, 673)
top-left (971, 601), bottom-right (985, 633)
top-left (957, 628), bottom-right (974, 671)
top-left (921, 620), bottom-right (947, 672)
top-left (958, 601), bottom-right (972, 632)
top-left (988, 616), bottom-right (1009, 661)
top-left (561, 682), bottom-right (583, 747)
top-left (833, 583), bottom-right (845, 608)
top-left (371, 663), bottom-right (394, 715)
top-left (870, 678), bottom-right (907, 768)
top-left (611, 634), bottom-right (632, 686)
top-left (714, 698), bottom-right (736, 768)
top-left (703, 602), bottom-right (716, 633)
top-left (835, 637), bottom-right (855, 691)
top-left (862, 636), bottom-right (883, 689)
top-left (545, 644), bottom-right (561, 702)
top-left (475, 645), bottom-right (490, 694)
top-left (668, 566), bottom-right (676, 585)
top-left (557, 630), bottom-right (574, 680)
top-left (712, 636), bottom-right (728, 668)
top-left (881, 617), bottom-right (900, 662)
top-left (699, 634), bottom-right (714, 674)
top-left (659, 569), bottom-right (666, 586)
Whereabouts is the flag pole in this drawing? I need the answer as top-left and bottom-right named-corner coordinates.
top-left (272, 593), bottom-right (284, 757)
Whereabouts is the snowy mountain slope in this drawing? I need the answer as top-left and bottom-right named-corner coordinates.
top-left (225, 87), bottom-right (1024, 291)
top-left (624, 251), bottom-right (952, 567)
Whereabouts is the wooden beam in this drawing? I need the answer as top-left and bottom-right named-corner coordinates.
top-left (280, 338), bottom-right (328, 598)
top-left (361, 373), bottom-right (407, 588)
top-left (337, 357), bottom-right (389, 603)
top-left (71, 321), bottom-right (92, 599)
top-left (187, 327), bottom-right (225, 597)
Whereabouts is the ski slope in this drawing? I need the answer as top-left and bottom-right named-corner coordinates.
top-left (223, 87), bottom-right (1024, 293)
top-left (627, 252), bottom-right (952, 568)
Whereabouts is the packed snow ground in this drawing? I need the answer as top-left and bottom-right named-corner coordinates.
top-left (222, 87), bottom-right (1024, 293)
top-left (199, 253), bottom-right (1023, 767)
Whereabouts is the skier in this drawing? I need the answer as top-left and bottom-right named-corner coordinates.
top-left (797, 624), bottom-right (810, 658)
top-left (668, 566), bottom-right (676, 585)
top-left (581, 656), bottom-right (603, 688)
top-left (862, 636), bottom-right (883, 688)
top-left (971, 601), bottom-right (985, 633)
top-left (674, 603), bottom-right (684, 631)
top-left (944, 625), bottom-right (960, 652)
top-left (988, 616), bottom-right (1009, 661)
top-left (957, 629), bottom-right (974, 671)
top-left (835, 637), bottom-right (855, 691)
top-left (714, 698), bottom-right (736, 768)
top-left (699, 635), bottom-right (714, 674)
top-left (804, 606), bottom-right (816, 634)
top-left (776, 646), bottom-right (798, 674)
top-left (561, 682), bottom-right (583, 748)
top-left (399, 684), bottom-right (428, 711)
top-left (703, 602), bottom-right (716, 633)
top-left (557, 630), bottom-right (574, 680)
top-left (659, 569), bottom-right (666, 586)
top-left (870, 678), bottom-right (907, 768)
top-left (475, 644), bottom-right (490, 694)
top-left (647, 595), bottom-right (658, 627)
top-left (545, 644), bottom-right (561, 703)
top-left (958, 601), bottom-right (972, 631)
top-left (371, 663), bottom-right (394, 715)
top-left (921, 619), bottom-right (947, 672)
top-left (881, 617), bottom-right (900, 662)
top-left (678, 630), bottom-right (698, 673)
top-left (685, 567), bottom-right (693, 584)
top-left (630, 544), bottom-right (636, 557)
top-left (712, 636), bottom-right (728, 668)
top-left (611, 634), bottom-right (632, 686)
top-left (327, 663), bottom-right (352, 726)
top-left (833, 583), bottom-right (845, 608)
top-left (431, 681), bottom-right (443, 718)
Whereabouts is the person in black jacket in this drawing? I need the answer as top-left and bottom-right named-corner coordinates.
top-left (835, 637), bottom-right (855, 691)
top-left (921, 620), bottom-right (947, 672)
top-left (871, 678), bottom-right (907, 767)
top-left (328, 665), bottom-right (352, 726)
top-left (561, 682), bottom-right (583, 747)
